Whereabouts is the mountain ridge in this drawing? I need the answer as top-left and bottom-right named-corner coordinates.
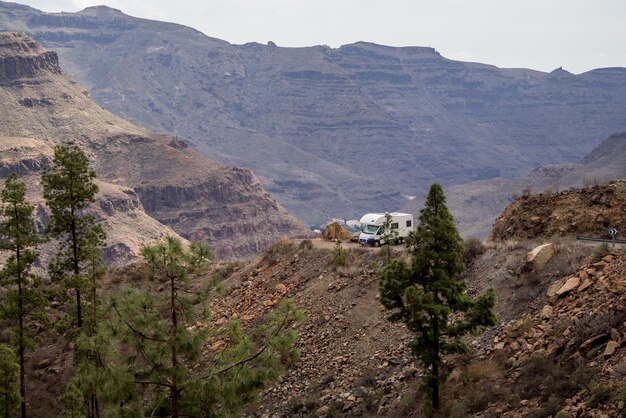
top-left (0, 32), bottom-right (310, 259)
top-left (2, 2), bottom-right (626, 227)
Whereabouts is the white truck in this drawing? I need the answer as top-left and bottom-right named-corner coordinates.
top-left (357, 212), bottom-right (414, 246)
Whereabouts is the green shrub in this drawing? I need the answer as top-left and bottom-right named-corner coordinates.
top-left (332, 240), bottom-right (347, 268)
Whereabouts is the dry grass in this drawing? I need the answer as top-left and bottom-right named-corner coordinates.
top-left (336, 265), bottom-right (360, 278)
top-left (261, 236), bottom-right (294, 265)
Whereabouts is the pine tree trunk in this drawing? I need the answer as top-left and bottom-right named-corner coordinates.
top-left (432, 314), bottom-right (440, 410)
top-left (17, 247), bottom-right (26, 418)
top-left (71, 215), bottom-right (82, 328)
top-left (170, 274), bottom-right (179, 418)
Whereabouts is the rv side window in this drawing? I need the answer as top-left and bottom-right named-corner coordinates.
top-left (391, 222), bottom-right (399, 229)
top-left (406, 220), bottom-right (412, 228)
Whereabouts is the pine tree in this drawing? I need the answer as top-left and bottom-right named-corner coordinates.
top-left (379, 184), bottom-right (496, 413)
top-left (0, 174), bottom-right (45, 418)
top-left (381, 212), bottom-right (399, 262)
top-left (42, 142), bottom-right (100, 330)
top-left (112, 236), bottom-right (301, 417)
top-left (42, 143), bottom-right (107, 417)
top-left (0, 344), bottom-right (19, 418)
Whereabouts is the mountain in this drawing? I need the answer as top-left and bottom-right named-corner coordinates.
top-left (402, 132), bottom-right (626, 239)
top-left (0, 32), bottom-right (310, 259)
top-left (1, 2), bottom-right (626, 226)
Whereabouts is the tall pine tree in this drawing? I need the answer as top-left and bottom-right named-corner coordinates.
top-left (112, 236), bottom-right (301, 417)
top-left (379, 183), bottom-right (496, 413)
top-left (42, 142), bottom-right (100, 330)
top-left (0, 174), bottom-right (45, 418)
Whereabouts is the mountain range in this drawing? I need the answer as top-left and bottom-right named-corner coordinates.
top-left (0, 31), bottom-right (309, 261)
top-left (2, 1), bottom-right (625, 226)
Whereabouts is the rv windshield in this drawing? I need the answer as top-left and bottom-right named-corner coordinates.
top-left (362, 225), bottom-right (380, 234)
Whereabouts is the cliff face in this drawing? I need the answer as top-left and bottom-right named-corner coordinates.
top-left (1, 3), bottom-right (625, 225)
top-left (0, 32), bottom-right (61, 80)
top-left (0, 32), bottom-right (310, 259)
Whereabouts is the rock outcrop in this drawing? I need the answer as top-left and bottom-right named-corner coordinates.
top-left (489, 180), bottom-right (626, 241)
top-left (0, 32), bottom-right (310, 260)
top-left (0, 32), bottom-right (61, 81)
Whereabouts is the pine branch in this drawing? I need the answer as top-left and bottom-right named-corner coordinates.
top-left (112, 304), bottom-right (166, 343)
top-left (200, 311), bottom-right (290, 379)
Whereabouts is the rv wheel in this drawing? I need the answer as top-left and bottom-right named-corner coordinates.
top-left (374, 240), bottom-right (380, 247)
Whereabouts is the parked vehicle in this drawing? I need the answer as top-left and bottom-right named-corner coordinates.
top-left (358, 212), bottom-right (414, 246)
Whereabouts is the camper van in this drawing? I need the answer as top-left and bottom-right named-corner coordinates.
top-left (358, 212), bottom-right (414, 246)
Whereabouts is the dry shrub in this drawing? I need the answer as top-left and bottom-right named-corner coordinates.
top-left (490, 239), bottom-right (529, 252)
top-left (588, 381), bottom-right (614, 408)
top-left (441, 358), bottom-right (507, 415)
top-left (355, 368), bottom-right (378, 388)
top-left (527, 394), bottom-right (563, 418)
top-left (298, 239), bottom-right (313, 250)
top-left (262, 236), bottom-right (294, 264)
top-left (567, 311), bottom-right (626, 354)
top-left (212, 261), bottom-right (242, 280)
top-left (336, 265), bottom-right (360, 278)
top-left (590, 243), bottom-right (610, 263)
top-left (517, 354), bottom-right (578, 402)
top-left (462, 238), bottom-right (486, 267)
top-left (508, 314), bottom-right (534, 339)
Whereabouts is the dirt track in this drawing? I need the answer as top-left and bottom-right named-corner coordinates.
top-left (295, 238), bottom-right (404, 251)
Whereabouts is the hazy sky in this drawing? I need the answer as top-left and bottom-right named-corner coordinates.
top-left (13, 0), bottom-right (626, 74)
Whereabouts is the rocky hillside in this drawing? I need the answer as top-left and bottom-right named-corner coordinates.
top-left (490, 180), bottom-right (626, 242)
top-left (2, 2), bottom-right (626, 225)
top-left (15, 214), bottom-right (624, 415)
top-left (446, 248), bottom-right (626, 418)
top-left (209, 237), bottom-right (624, 417)
top-left (0, 32), bottom-right (310, 259)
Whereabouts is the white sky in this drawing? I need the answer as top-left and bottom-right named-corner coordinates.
top-left (12, 0), bottom-right (626, 74)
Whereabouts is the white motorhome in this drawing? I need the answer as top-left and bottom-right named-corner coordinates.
top-left (358, 212), bottom-right (414, 246)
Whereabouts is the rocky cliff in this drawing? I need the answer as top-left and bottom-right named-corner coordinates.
top-left (0, 32), bottom-right (310, 259)
top-left (1, 2), bottom-right (626, 225)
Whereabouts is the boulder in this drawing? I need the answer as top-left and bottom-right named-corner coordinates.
top-left (322, 222), bottom-right (352, 241)
top-left (556, 276), bottom-right (581, 297)
top-left (546, 279), bottom-right (566, 297)
top-left (604, 341), bottom-right (620, 357)
top-left (525, 243), bottom-right (556, 273)
top-left (540, 305), bottom-right (554, 319)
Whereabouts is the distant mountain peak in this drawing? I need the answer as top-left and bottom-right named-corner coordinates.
top-left (78, 5), bottom-right (125, 17)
